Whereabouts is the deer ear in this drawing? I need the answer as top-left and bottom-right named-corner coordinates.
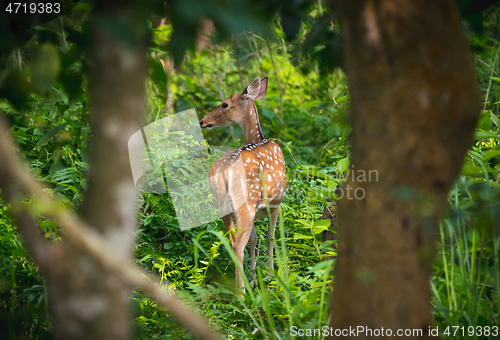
top-left (242, 77), bottom-right (261, 99)
top-left (255, 77), bottom-right (268, 99)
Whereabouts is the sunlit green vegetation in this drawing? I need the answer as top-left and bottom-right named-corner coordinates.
top-left (0, 2), bottom-right (499, 339)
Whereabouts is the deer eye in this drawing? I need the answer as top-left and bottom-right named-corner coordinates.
top-left (221, 102), bottom-right (229, 108)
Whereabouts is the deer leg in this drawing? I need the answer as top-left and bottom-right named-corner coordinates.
top-left (267, 208), bottom-right (279, 274)
top-left (248, 225), bottom-right (257, 280)
top-left (222, 214), bottom-right (236, 247)
top-left (233, 210), bottom-right (255, 291)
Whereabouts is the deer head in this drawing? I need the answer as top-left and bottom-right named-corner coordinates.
top-left (199, 77), bottom-right (268, 130)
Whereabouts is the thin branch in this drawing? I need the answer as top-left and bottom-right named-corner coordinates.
top-left (484, 43), bottom-right (500, 109)
top-left (0, 114), bottom-right (221, 340)
top-left (237, 41), bottom-right (291, 63)
top-left (155, 19), bottom-right (175, 115)
top-left (485, 2), bottom-right (500, 17)
top-left (267, 41), bottom-right (284, 139)
top-left (0, 154), bottom-right (52, 268)
top-left (215, 51), bottom-right (235, 140)
top-left (60, 18), bottom-right (68, 48)
top-left (250, 35), bottom-right (266, 106)
top-left (212, 42), bottom-right (290, 72)
top-left (236, 59), bottom-right (246, 89)
top-left (164, 57), bottom-right (175, 114)
top-left (17, 49), bottom-right (22, 69)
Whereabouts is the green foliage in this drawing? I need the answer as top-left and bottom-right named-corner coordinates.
top-left (0, 10), bottom-right (89, 339)
top-left (134, 206), bottom-right (335, 339)
top-left (0, 202), bottom-right (52, 339)
top-left (135, 6), bottom-right (500, 337)
top-left (430, 15), bottom-right (500, 336)
top-left (0, 2), bottom-right (499, 339)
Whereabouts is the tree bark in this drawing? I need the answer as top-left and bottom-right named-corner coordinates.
top-left (0, 1), bottom-right (221, 338)
top-left (329, 0), bottom-right (482, 337)
top-left (46, 1), bottom-right (148, 339)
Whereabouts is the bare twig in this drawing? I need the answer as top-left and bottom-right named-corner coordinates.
top-left (60, 18), bottom-right (68, 48)
top-left (267, 41), bottom-right (284, 139)
top-left (164, 57), bottom-right (175, 114)
top-left (460, 176), bottom-right (473, 202)
top-left (484, 43), bottom-right (500, 109)
top-left (17, 49), bottom-right (22, 69)
top-left (0, 115), bottom-right (221, 340)
top-left (237, 42), bottom-right (291, 63)
top-left (0, 157), bottom-right (52, 268)
top-left (236, 59), bottom-right (245, 89)
top-left (250, 35), bottom-right (266, 106)
top-left (155, 19), bottom-right (175, 115)
top-left (215, 51), bottom-right (235, 140)
top-left (210, 41), bottom-right (290, 75)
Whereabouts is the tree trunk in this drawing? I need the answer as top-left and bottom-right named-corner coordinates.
top-left (329, 0), bottom-right (482, 337)
top-left (44, 2), bottom-right (148, 339)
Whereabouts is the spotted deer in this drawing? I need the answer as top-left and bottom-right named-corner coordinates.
top-left (199, 76), bottom-right (286, 290)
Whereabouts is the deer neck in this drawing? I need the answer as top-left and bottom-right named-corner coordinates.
top-left (240, 102), bottom-right (265, 144)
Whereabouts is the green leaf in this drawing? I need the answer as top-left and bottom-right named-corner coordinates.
top-left (337, 157), bottom-right (350, 174)
top-left (308, 187), bottom-right (329, 202)
top-left (336, 95), bottom-right (350, 103)
top-left (149, 47), bottom-right (168, 54)
top-left (56, 88), bottom-right (68, 105)
top-left (477, 110), bottom-right (492, 131)
top-left (302, 101), bottom-right (328, 109)
top-left (40, 97), bottom-right (64, 105)
top-left (286, 243), bottom-right (315, 251)
top-left (482, 150), bottom-right (500, 162)
top-left (461, 165), bottom-right (489, 178)
top-left (490, 77), bottom-right (500, 83)
top-left (34, 122), bottom-right (70, 148)
top-left (293, 234), bottom-right (313, 240)
top-left (262, 107), bottom-right (275, 120)
top-left (275, 27), bottom-right (286, 40)
top-left (29, 43), bottom-right (61, 94)
top-left (63, 184), bottom-right (79, 193)
top-left (328, 86), bottom-right (341, 100)
top-left (490, 111), bottom-right (499, 127)
top-left (312, 219), bottom-right (330, 234)
top-left (295, 219), bottom-right (311, 228)
top-left (150, 58), bottom-right (167, 91)
top-left (297, 169), bottom-right (338, 183)
top-left (308, 260), bottom-right (333, 273)
top-left (475, 131), bottom-right (500, 139)
top-left (469, 150), bottom-right (483, 158)
top-left (48, 161), bottom-right (66, 174)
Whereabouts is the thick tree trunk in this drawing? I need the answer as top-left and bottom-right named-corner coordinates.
top-left (329, 0), bottom-right (482, 337)
top-left (0, 2), bottom-right (217, 339)
top-left (44, 2), bottom-right (148, 339)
